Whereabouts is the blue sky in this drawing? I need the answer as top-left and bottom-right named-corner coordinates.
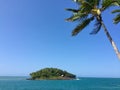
top-left (0, 0), bottom-right (120, 77)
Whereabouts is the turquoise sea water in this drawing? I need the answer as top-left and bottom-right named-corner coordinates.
top-left (0, 76), bottom-right (120, 90)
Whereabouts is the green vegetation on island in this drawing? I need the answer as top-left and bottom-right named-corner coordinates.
top-left (29, 68), bottom-right (76, 80)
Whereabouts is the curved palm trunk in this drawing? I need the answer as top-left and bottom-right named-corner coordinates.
top-left (101, 21), bottom-right (120, 60)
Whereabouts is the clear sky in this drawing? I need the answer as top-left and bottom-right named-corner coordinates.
top-left (0, 0), bottom-right (120, 77)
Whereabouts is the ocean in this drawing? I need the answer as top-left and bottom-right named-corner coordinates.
top-left (0, 76), bottom-right (120, 90)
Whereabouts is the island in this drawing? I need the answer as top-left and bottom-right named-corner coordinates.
top-left (29, 68), bottom-right (76, 80)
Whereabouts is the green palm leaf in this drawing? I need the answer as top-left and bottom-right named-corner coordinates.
top-left (74, 0), bottom-right (93, 10)
top-left (102, 0), bottom-right (120, 11)
top-left (66, 12), bottom-right (88, 22)
top-left (95, 0), bottom-right (101, 7)
top-left (72, 16), bottom-right (94, 36)
top-left (113, 13), bottom-right (120, 24)
top-left (112, 8), bottom-right (120, 24)
top-left (66, 8), bottom-right (79, 13)
top-left (66, 14), bottom-right (81, 22)
top-left (90, 20), bottom-right (102, 34)
top-left (86, 0), bottom-right (100, 7)
top-left (112, 9), bottom-right (120, 13)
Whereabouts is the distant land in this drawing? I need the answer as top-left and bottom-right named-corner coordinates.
top-left (28, 68), bottom-right (76, 80)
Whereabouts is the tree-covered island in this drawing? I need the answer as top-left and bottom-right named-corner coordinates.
top-left (29, 68), bottom-right (76, 80)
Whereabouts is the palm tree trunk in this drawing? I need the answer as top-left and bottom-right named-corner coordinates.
top-left (101, 21), bottom-right (120, 60)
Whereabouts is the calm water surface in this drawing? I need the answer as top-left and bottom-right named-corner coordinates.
top-left (0, 76), bottom-right (120, 90)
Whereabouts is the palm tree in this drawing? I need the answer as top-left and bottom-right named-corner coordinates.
top-left (66, 0), bottom-right (120, 60)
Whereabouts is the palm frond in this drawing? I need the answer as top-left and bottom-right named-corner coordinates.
top-left (66, 11), bottom-right (88, 22)
top-left (96, 0), bottom-right (101, 6)
top-left (112, 8), bottom-right (120, 24)
top-left (112, 9), bottom-right (120, 13)
top-left (86, 0), bottom-right (96, 4)
top-left (80, 1), bottom-right (93, 8)
top-left (114, 0), bottom-right (120, 6)
top-left (73, 0), bottom-right (94, 15)
top-left (66, 8), bottom-right (79, 13)
top-left (113, 13), bottom-right (120, 24)
top-left (66, 15), bottom-right (79, 22)
top-left (80, 3), bottom-right (93, 14)
top-left (72, 16), bottom-right (94, 36)
top-left (73, 0), bottom-right (85, 4)
top-left (86, 0), bottom-right (101, 8)
top-left (102, 0), bottom-right (120, 11)
top-left (78, 14), bottom-right (88, 23)
top-left (90, 20), bottom-right (102, 34)
top-left (94, 0), bottom-right (101, 8)
top-left (66, 14), bottom-right (81, 22)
